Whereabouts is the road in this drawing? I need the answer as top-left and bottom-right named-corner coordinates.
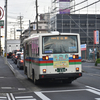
top-left (0, 57), bottom-right (100, 100)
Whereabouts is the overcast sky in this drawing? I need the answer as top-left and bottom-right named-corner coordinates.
top-left (0, 0), bottom-right (100, 29)
top-left (0, 0), bottom-right (100, 48)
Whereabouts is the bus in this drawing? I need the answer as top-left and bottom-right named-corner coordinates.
top-left (23, 32), bottom-right (82, 84)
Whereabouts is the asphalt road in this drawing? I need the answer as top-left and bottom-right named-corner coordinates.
top-left (0, 57), bottom-right (100, 100)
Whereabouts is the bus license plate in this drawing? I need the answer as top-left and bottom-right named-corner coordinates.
top-left (57, 68), bottom-right (65, 72)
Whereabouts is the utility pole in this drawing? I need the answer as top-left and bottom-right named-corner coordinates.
top-left (4, 0), bottom-right (7, 64)
top-left (17, 16), bottom-right (23, 49)
top-left (36, 0), bottom-right (39, 33)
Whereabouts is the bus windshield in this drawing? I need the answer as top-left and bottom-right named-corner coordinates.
top-left (42, 35), bottom-right (78, 54)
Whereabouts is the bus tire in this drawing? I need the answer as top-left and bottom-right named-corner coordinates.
top-left (32, 70), bottom-right (38, 85)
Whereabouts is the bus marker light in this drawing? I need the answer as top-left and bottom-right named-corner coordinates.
top-left (43, 69), bottom-right (46, 73)
top-left (79, 73), bottom-right (82, 76)
top-left (42, 75), bottom-right (44, 78)
top-left (42, 56), bottom-right (46, 60)
top-left (76, 67), bottom-right (79, 71)
top-left (42, 56), bottom-right (49, 60)
top-left (73, 55), bottom-right (79, 59)
top-left (46, 56), bottom-right (49, 60)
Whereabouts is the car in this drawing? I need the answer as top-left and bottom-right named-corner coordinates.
top-left (13, 52), bottom-right (22, 64)
top-left (7, 52), bottom-right (13, 58)
top-left (12, 50), bottom-right (18, 61)
top-left (17, 54), bottom-right (24, 69)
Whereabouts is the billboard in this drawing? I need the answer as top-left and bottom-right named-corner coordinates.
top-left (81, 44), bottom-right (86, 51)
top-left (59, 0), bottom-right (70, 14)
top-left (94, 30), bottom-right (99, 44)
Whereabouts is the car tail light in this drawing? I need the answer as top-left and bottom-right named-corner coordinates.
top-left (20, 60), bottom-right (23, 63)
top-left (15, 55), bottom-right (18, 58)
top-left (43, 69), bottom-right (46, 73)
top-left (42, 56), bottom-right (49, 60)
top-left (76, 67), bottom-right (79, 71)
top-left (7, 54), bottom-right (9, 56)
top-left (73, 55), bottom-right (79, 59)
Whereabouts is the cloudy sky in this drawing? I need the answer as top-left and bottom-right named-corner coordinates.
top-left (0, 0), bottom-right (100, 48)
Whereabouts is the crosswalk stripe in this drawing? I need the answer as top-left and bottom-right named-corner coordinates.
top-left (0, 97), bottom-right (6, 98)
top-left (15, 96), bottom-right (33, 99)
top-left (17, 99), bottom-right (36, 100)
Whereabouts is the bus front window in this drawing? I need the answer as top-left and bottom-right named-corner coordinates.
top-left (42, 35), bottom-right (78, 54)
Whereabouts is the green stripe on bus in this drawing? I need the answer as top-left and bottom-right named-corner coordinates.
top-left (69, 62), bottom-right (81, 65)
top-left (40, 63), bottom-right (53, 66)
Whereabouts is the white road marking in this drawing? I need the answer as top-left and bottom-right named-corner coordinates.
top-left (1, 87), bottom-right (12, 89)
top-left (10, 93), bottom-right (15, 100)
top-left (15, 96), bottom-right (33, 99)
top-left (0, 97), bottom-right (6, 99)
top-left (95, 98), bottom-right (100, 100)
top-left (6, 93), bottom-right (11, 100)
top-left (18, 88), bottom-right (26, 91)
top-left (35, 92), bottom-right (51, 100)
top-left (39, 89), bottom-right (86, 93)
top-left (17, 99), bottom-right (36, 100)
top-left (0, 77), bottom-right (4, 78)
top-left (86, 86), bottom-right (100, 92)
top-left (86, 89), bottom-right (100, 96)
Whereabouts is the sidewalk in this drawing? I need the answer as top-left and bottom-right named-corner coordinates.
top-left (0, 56), bottom-right (25, 92)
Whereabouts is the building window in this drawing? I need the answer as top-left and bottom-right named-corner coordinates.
top-left (38, 26), bottom-right (42, 29)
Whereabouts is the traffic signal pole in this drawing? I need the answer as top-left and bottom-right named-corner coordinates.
top-left (4, 0), bottom-right (7, 64)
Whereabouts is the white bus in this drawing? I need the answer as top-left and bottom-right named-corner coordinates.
top-left (23, 32), bottom-right (82, 84)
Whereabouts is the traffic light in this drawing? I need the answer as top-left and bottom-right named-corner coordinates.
top-left (0, 36), bottom-right (4, 38)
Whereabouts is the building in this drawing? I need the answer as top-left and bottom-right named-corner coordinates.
top-left (49, 14), bottom-right (100, 60)
top-left (21, 13), bottom-right (50, 46)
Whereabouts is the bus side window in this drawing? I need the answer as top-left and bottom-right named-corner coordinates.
top-left (36, 39), bottom-right (39, 56)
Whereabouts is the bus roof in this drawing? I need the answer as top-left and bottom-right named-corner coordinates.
top-left (23, 32), bottom-right (79, 44)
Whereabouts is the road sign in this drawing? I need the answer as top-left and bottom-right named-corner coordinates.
top-left (81, 44), bottom-right (86, 51)
top-left (94, 30), bottom-right (99, 44)
top-left (0, 7), bottom-right (4, 20)
top-left (0, 20), bottom-right (4, 26)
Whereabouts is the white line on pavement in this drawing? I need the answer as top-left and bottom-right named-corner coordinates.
top-left (15, 96), bottom-right (33, 99)
top-left (6, 93), bottom-right (11, 100)
top-left (35, 92), bottom-right (51, 100)
top-left (86, 89), bottom-right (100, 96)
top-left (1, 87), bottom-right (12, 89)
top-left (86, 86), bottom-right (100, 92)
top-left (39, 89), bottom-right (86, 93)
top-left (0, 97), bottom-right (6, 99)
top-left (18, 88), bottom-right (26, 91)
top-left (10, 93), bottom-right (15, 100)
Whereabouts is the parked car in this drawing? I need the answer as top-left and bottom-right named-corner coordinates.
top-left (17, 54), bottom-right (24, 69)
top-left (13, 52), bottom-right (22, 64)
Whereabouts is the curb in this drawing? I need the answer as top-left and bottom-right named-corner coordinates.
top-left (7, 61), bottom-right (16, 75)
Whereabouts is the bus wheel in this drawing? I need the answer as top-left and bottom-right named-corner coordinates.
top-left (32, 71), bottom-right (38, 85)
